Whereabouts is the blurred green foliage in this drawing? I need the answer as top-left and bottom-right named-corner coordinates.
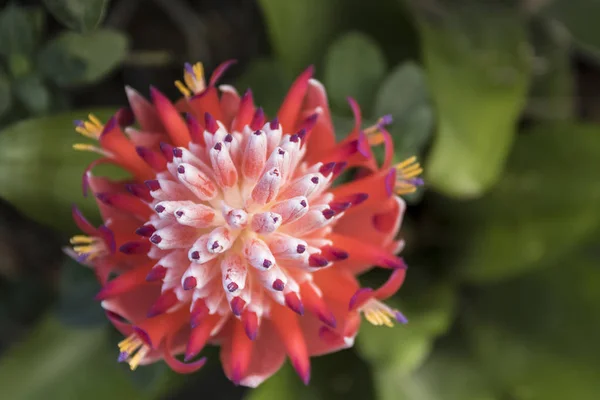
top-left (1, 0), bottom-right (600, 399)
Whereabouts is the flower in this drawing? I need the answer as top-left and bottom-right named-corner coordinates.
top-left (69, 61), bottom-right (423, 387)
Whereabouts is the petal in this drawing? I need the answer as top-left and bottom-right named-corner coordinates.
top-left (277, 66), bottom-right (313, 134)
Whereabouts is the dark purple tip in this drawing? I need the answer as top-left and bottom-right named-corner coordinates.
top-left (172, 147), bottom-right (183, 158)
top-left (330, 248), bottom-right (349, 260)
top-left (289, 134), bottom-right (300, 143)
top-left (410, 177), bottom-right (425, 186)
top-left (253, 130), bottom-right (262, 136)
top-left (351, 193), bottom-right (369, 205)
top-left (272, 279), bottom-right (285, 291)
top-left (159, 142), bottom-right (174, 162)
top-left (150, 234), bottom-right (162, 244)
top-left (333, 162), bottom-right (347, 176)
top-left (230, 297), bottom-right (246, 316)
top-left (300, 200), bottom-right (307, 208)
top-left (311, 176), bottom-right (319, 184)
top-left (183, 276), bottom-right (197, 290)
top-left (319, 162), bottom-right (335, 176)
top-left (250, 107), bottom-right (265, 131)
top-left (95, 193), bottom-right (112, 205)
top-left (213, 142), bottom-right (222, 151)
top-left (225, 134), bottom-right (233, 142)
top-left (146, 265), bottom-right (167, 282)
top-left (74, 119), bottom-right (85, 128)
top-left (322, 209), bottom-right (335, 220)
top-left (296, 128), bottom-right (307, 141)
top-left (99, 117), bottom-right (117, 138)
top-left (262, 259), bottom-right (272, 269)
top-left (184, 62), bottom-right (194, 75)
top-left (154, 205), bottom-right (165, 213)
top-left (211, 241), bottom-right (220, 250)
top-left (383, 257), bottom-right (407, 269)
top-left (309, 254), bottom-right (329, 268)
top-left (380, 114), bottom-right (393, 126)
top-left (177, 165), bottom-right (185, 174)
top-left (145, 179), bottom-right (161, 191)
top-left (395, 311), bottom-right (409, 324)
top-left (385, 169), bottom-right (396, 197)
top-left (118, 351), bottom-right (129, 363)
top-left (296, 244), bottom-right (306, 254)
top-left (269, 117), bottom-right (279, 130)
top-left (136, 224), bottom-right (156, 237)
top-left (175, 210), bottom-right (184, 217)
top-left (127, 183), bottom-right (152, 201)
top-left (116, 107), bottom-right (135, 127)
top-left (204, 112), bottom-right (218, 133)
top-left (329, 202), bottom-right (351, 213)
top-left (227, 282), bottom-right (239, 292)
top-left (190, 251), bottom-right (200, 260)
top-left (119, 241), bottom-right (150, 254)
top-left (278, 148), bottom-right (286, 155)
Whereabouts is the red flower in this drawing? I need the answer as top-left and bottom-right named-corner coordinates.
top-left (69, 61), bottom-right (422, 387)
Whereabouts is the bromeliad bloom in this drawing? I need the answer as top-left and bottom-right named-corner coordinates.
top-left (69, 61), bottom-right (422, 387)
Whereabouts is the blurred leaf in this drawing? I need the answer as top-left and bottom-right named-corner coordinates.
top-left (235, 58), bottom-right (290, 116)
top-left (374, 349), bottom-right (500, 400)
top-left (247, 349), bottom-right (375, 400)
top-left (0, 68), bottom-right (11, 118)
top-left (0, 109), bottom-right (116, 232)
top-left (43, 0), bottom-right (109, 32)
top-left (358, 276), bottom-right (457, 375)
top-left (257, 0), bottom-right (343, 75)
top-left (464, 254), bottom-right (600, 399)
top-left (324, 32), bottom-right (387, 114)
top-left (39, 29), bottom-right (128, 86)
top-left (542, 0), bottom-right (600, 57)
top-left (13, 75), bottom-right (51, 115)
top-left (55, 258), bottom-right (105, 328)
top-left (526, 18), bottom-right (575, 121)
top-left (456, 124), bottom-right (600, 282)
top-left (0, 316), bottom-right (147, 400)
top-left (412, 1), bottom-right (531, 198)
top-left (373, 62), bottom-right (433, 159)
top-left (0, 4), bottom-right (37, 58)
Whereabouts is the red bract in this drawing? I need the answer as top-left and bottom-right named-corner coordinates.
top-left (69, 61), bottom-right (423, 387)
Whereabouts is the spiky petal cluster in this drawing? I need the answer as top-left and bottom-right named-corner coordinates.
top-left (69, 61), bottom-right (422, 387)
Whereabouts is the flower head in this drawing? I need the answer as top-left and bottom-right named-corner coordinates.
top-left (70, 61), bottom-right (422, 387)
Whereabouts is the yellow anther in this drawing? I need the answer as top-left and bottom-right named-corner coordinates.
top-left (70, 235), bottom-right (94, 244)
top-left (361, 299), bottom-right (401, 328)
top-left (175, 62), bottom-right (206, 98)
top-left (118, 334), bottom-right (149, 371)
top-left (72, 144), bottom-right (113, 157)
top-left (75, 114), bottom-right (104, 139)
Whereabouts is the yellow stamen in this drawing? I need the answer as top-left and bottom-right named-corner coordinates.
top-left (361, 299), bottom-right (403, 328)
top-left (75, 114), bottom-right (104, 139)
top-left (174, 80), bottom-right (192, 98)
top-left (118, 334), bottom-right (149, 371)
top-left (175, 62), bottom-right (206, 98)
top-left (395, 156), bottom-right (417, 169)
top-left (70, 235), bottom-right (95, 244)
top-left (72, 143), bottom-right (113, 157)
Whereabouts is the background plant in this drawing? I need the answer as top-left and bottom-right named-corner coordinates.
top-left (0, 0), bottom-right (599, 399)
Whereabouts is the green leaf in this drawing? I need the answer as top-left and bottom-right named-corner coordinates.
top-left (0, 68), bottom-right (11, 119)
top-left (235, 58), bottom-right (290, 116)
top-left (54, 258), bottom-right (105, 328)
top-left (38, 29), bottom-right (128, 87)
top-left (526, 18), bottom-right (575, 121)
top-left (257, 0), bottom-right (343, 75)
top-left (541, 0), bottom-right (600, 57)
top-left (358, 275), bottom-right (457, 375)
top-left (456, 124), bottom-right (600, 283)
top-left (373, 349), bottom-right (500, 400)
top-left (0, 4), bottom-right (38, 58)
top-left (0, 109), bottom-right (116, 231)
top-left (0, 316), bottom-right (148, 400)
top-left (13, 75), bottom-right (51, 115)
top-left (324, 32), bottom-right (387, 114)
top-left (247, 349), bottom-right (375, 400)
top-left (373, 62), bottom-right (433, 159)
top-left (413, 1), bottom-right (531, 198)
top-left (43, 0), bottom-right (109, 32)
top-left (464, 254), bottom-right (600, 399)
